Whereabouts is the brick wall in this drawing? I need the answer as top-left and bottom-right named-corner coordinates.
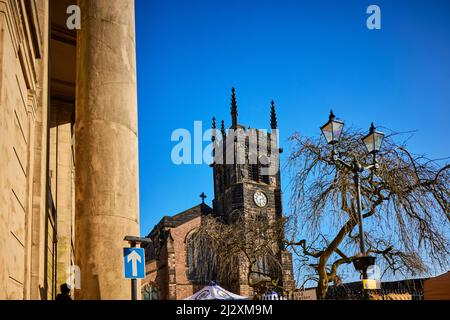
top-left (143, 216), bottom-right (202, 300)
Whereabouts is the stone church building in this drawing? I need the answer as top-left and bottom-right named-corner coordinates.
top-left (0, 0), bottom-right (140, 299)
top-left (142, 89), bottom-right (296, 300)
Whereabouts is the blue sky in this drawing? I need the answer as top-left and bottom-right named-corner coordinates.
top-left (135, 0), bottom-right (450, 237)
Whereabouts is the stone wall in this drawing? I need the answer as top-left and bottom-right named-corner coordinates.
top-left (170, 217), bottom-right (201, 299)
top-left (0, 0), bottom-right (49, 299)
top-left (143, 216), bottom-right (201, 300)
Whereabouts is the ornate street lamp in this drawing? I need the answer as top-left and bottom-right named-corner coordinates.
top-left (320, 110), bottom-right (344, 145)
top-left (320, 112), bottom-right (385, 297)
top-left (362, 123), bottom-right (385, 154)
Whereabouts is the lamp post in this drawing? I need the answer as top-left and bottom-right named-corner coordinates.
top-left (320, 111), bottom-right (385, 283)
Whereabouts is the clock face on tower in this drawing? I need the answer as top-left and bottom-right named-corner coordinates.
top-left (253, 191), bottom-right (268, 207)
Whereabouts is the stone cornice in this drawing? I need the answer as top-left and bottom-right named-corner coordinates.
top-left (22, 0), bottom-right (42, 58)
top-left (0, 0), bottom-right (21, 56)
top-left (1, 0), bottom-right (42, 92)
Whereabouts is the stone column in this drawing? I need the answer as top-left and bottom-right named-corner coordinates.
top-left (75, 0), bottom-right (139, 299)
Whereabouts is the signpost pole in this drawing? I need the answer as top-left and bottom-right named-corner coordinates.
top-left (130, 241), bottom-right (138, 301)
top-left (124, 236), bottom-right (152, 301)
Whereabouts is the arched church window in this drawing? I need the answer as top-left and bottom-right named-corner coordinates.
top-left (229, 209), bottom-right (242, 224)
top-left (186, 232), bottom-right (196, 281)
top-left (186, 231), bottom-right (217, 284)
top-left (259, 155), bottom-right (270, 184)
top-left (245, 136), bottom-right (259, 182)
top-left (141, 283), bottom-right (159, 300)
top-left (216, 169), bottom-right (223, 194)
top-left (223, 167), bottom-right (228, 188)
top-left (255, 256), bottom-right (270, 275)
top-left (248, 163), bottom-right (259, 182)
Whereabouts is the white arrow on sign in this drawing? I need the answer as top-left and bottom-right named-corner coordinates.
top-left (127, 250), bottom-right (142, 277)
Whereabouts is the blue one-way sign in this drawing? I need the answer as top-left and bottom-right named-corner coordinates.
top-left (123, 247), bottom-right (145, 279)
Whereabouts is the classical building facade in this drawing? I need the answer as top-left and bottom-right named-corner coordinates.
top-left (0, 0), bottom-right (140, 299)
top-left (142, 89), bottom-right (296, 300)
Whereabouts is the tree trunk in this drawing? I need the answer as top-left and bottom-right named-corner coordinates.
top-left (316, 256), bottom-right (329, 299)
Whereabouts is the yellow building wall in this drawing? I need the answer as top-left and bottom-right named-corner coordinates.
top-left (0, 0), bottom-right (36, 299)
top-left (0, 0), bottom-right (73, 300)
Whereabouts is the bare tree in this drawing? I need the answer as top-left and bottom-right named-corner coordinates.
top-left (286, 128), bottom-right (450, 299)
top-left (188, 213), bottom-right (290, 296)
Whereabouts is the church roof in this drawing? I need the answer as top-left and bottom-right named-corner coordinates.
top-left (147, 203), bottom-right (213, 238)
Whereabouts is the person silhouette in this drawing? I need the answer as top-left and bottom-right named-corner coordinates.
top-left (55, 283), bottom-right (72, 301)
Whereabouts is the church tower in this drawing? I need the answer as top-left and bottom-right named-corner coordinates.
top-left (211, 88), bottom-right (295, 296)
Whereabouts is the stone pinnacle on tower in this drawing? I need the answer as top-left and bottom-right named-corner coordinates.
top-left (212, 116), bottom-right (216, 142)
top-left (270, 100), bottom-right (278, 130)
top-left (230, 87), bottom-right (238, 129)
top-left (221, 120), bottom-right (226, 137)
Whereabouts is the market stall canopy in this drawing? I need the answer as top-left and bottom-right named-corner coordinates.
top-left (261, 291), bottom-right (286, 300)
top-left (184, 282), bottom-right (248, 300)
